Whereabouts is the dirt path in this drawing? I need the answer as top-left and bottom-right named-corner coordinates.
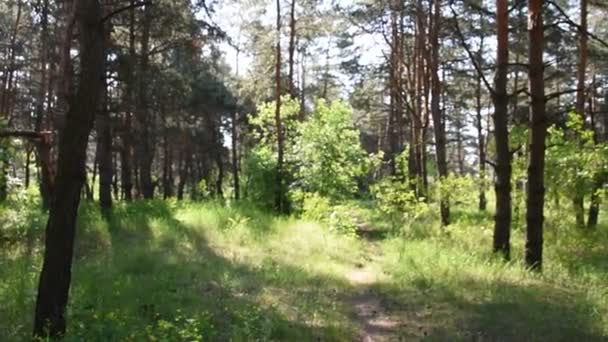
top-left (346, 232), bottom-right (403, 342)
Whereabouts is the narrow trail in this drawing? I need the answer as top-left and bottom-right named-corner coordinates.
top-left (346, 226), bottom-right (403, 342)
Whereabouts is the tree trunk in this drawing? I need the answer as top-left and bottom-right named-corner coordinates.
top-left (120, 0), bottom-right (136, 201)
top-left (274, 0), bottom-right (286, 212)
top-left (287, 0), bottom-right (297, 98)
top-left (231, 110), bottom-right (240, 200)
top-left (476, 51), bottom-right (487, 211)
top-left (33, 0), bottom-right (104, 337)
top-left (429, 0), bottom-right (449, 225)
top-left (97, 21), bottom-right (112, 212)
top-left (136, 3), bottom-right (154, 199)
top-left (492, 0), bottom-right (512, 259)
top-left (573, 0), bottom-right (588, 227)
top-left (572, 0), bottom-right (588, 227)
top-left (525, 0), bottom-right (546, 271)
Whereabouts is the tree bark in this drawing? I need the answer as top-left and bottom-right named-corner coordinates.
top-left (231, 110), bottom-right (240, 200)
top-left (275, 0), bottom-right (286, 212)
top-left (525, 0), bottom-right (546, 271)
top-left (97, 20), bottom-right (113, 212)
top-left (136, 2), bottom-right (155, 199)
top-left (287, 0), bottom-right (297, 98)
top-left (33, 0), bottom-right (104, 337)
top-left (492, 0), bottom-right (512, 259)
top-left (120, 0), bottom-right (136, 201)
top-left (476, 51), bottom-right (487, 211)
top-left (573, 0), bottom-right (588, 227)
top-left (429, 0), bottom-right (449, 225)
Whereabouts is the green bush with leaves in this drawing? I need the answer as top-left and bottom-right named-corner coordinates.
top-left (295, 100), bottom-right (375, 198)
top-left (370, 177), bottom-right (430, 233)
top-left (546, 113), bottom-right (608, 214)
top-left (244, 98), bottom-right (378, 208)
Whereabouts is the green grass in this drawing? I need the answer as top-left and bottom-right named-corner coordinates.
top-left (1, 197), bottom-right (607, 341)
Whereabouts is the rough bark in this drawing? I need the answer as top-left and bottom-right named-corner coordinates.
top-left (476, 51), bottom-right (487, 211)
top-left (492, 0), bottom-right (512, 259)
top-left (231, 110), bottom-right (240, 200)
top-left (525, 0), bottom-right (546, 271)
top-left (97, 20), bottom-right (113, 212)
top-left (136, 3), bottom-right (155, 199)
top-left (429, 0), bottom-right (449, 225)
top-left (275, 0), bottom-right (286, 212)
top-left (573, 0), bottom-right (588, 227)
top-left (287, 0), bottom-right (297, 98)
top-left (120, 0), bottom-right (136, 201)
top-left (33, 0), bottom-right (104, 337)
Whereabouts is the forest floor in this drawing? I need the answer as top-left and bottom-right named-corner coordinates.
top-left (1, 199), bottom-right (608, 341)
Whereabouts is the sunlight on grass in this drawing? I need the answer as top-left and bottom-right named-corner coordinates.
top-left (1, 199), bottom-right (608, 340)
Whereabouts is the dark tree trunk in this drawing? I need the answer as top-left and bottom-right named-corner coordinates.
top-left (429, 0), bottom-right (449, 225)
top-left (162, 130), bottom-right (174, 199)
top-left (33, 0), bottom-right (104, 337)
top-left (97, 22), bottom-right (112, 212)
top-left (492, 0), bottom-right (512, 260)
top-left (231, 110), bottom-right (240, 200)
top-left (136, 3), bottom-right (154, 199)
top-left (476, 51), bottom-right (487, 211)
top-left (525, 0), bottom-right (546, 271)
top-left (573, 0), bottom-right (588, 227)
top-left (287, 0), bottom-right (297, 98)
top-left (587, 81), bottom-right (600, 228)
top-left (275, 0), bottom-right (286, 212)
top-left (120, 0), bottom-right (136, 202)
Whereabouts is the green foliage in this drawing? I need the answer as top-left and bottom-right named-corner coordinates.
top-left (546, 113), bottom-right (608, 207)
top-left (244, 98), bottom-right (378, 209)
top-left (295, 100), bottom-right (375, 198)
top-left (297, 192), bottom-right (358, 236)
top-left (434, 174), bottom-right (478, 208)
top-left (370, 177), bottom-right (431, 234)
top-left (243, 97), bottom-right (301, 209)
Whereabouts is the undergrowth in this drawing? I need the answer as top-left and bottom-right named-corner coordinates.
top-left (1, 194), bottom-right (607, 341)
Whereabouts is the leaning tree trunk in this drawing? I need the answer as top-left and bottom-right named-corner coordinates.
top-left (525, 0), bottom-right (546, 271)
top-left (33, 0), bottom-right (104, 337)
top-left (492, 0), bottom-right (512, 260)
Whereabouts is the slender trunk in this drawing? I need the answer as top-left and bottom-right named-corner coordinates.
top-left (33, 0), bottom-right (104, 337)
top-left (136, 3), bottom-right (154, 199)
top-left (287, 0), bottom-right (297, 98)
top-left (525, 0), bottom-right (546, 271)
top-left (588, 78), bottom-right (600, 228)
top-left (25, 148), bottom-right (31, 188)
top-left (120, 0), bottom-right (136, 201)
top-left (97, 21), bottom-right (112, 212)
top-left (429, 0), bottom-right (449, 225)
top-left (574, 0), bottom-right (588, 227)
top-left (476, 50), bottom-right (487, 211)
top-left (299, 47), bottom-right (306, 119)
top-left (231, 110), bottom-right (240, 200)
top-left (275, 0), bottom-right (286, 212)
top-left (492, 0), bottom-right (512, 259)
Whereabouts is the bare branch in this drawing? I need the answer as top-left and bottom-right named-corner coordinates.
top-left (101, 0), bottom-right (152, 24)
top-left (449, 2), bottom-right (495, 95)
top-left (547, 0), bottom-right (608, 49)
